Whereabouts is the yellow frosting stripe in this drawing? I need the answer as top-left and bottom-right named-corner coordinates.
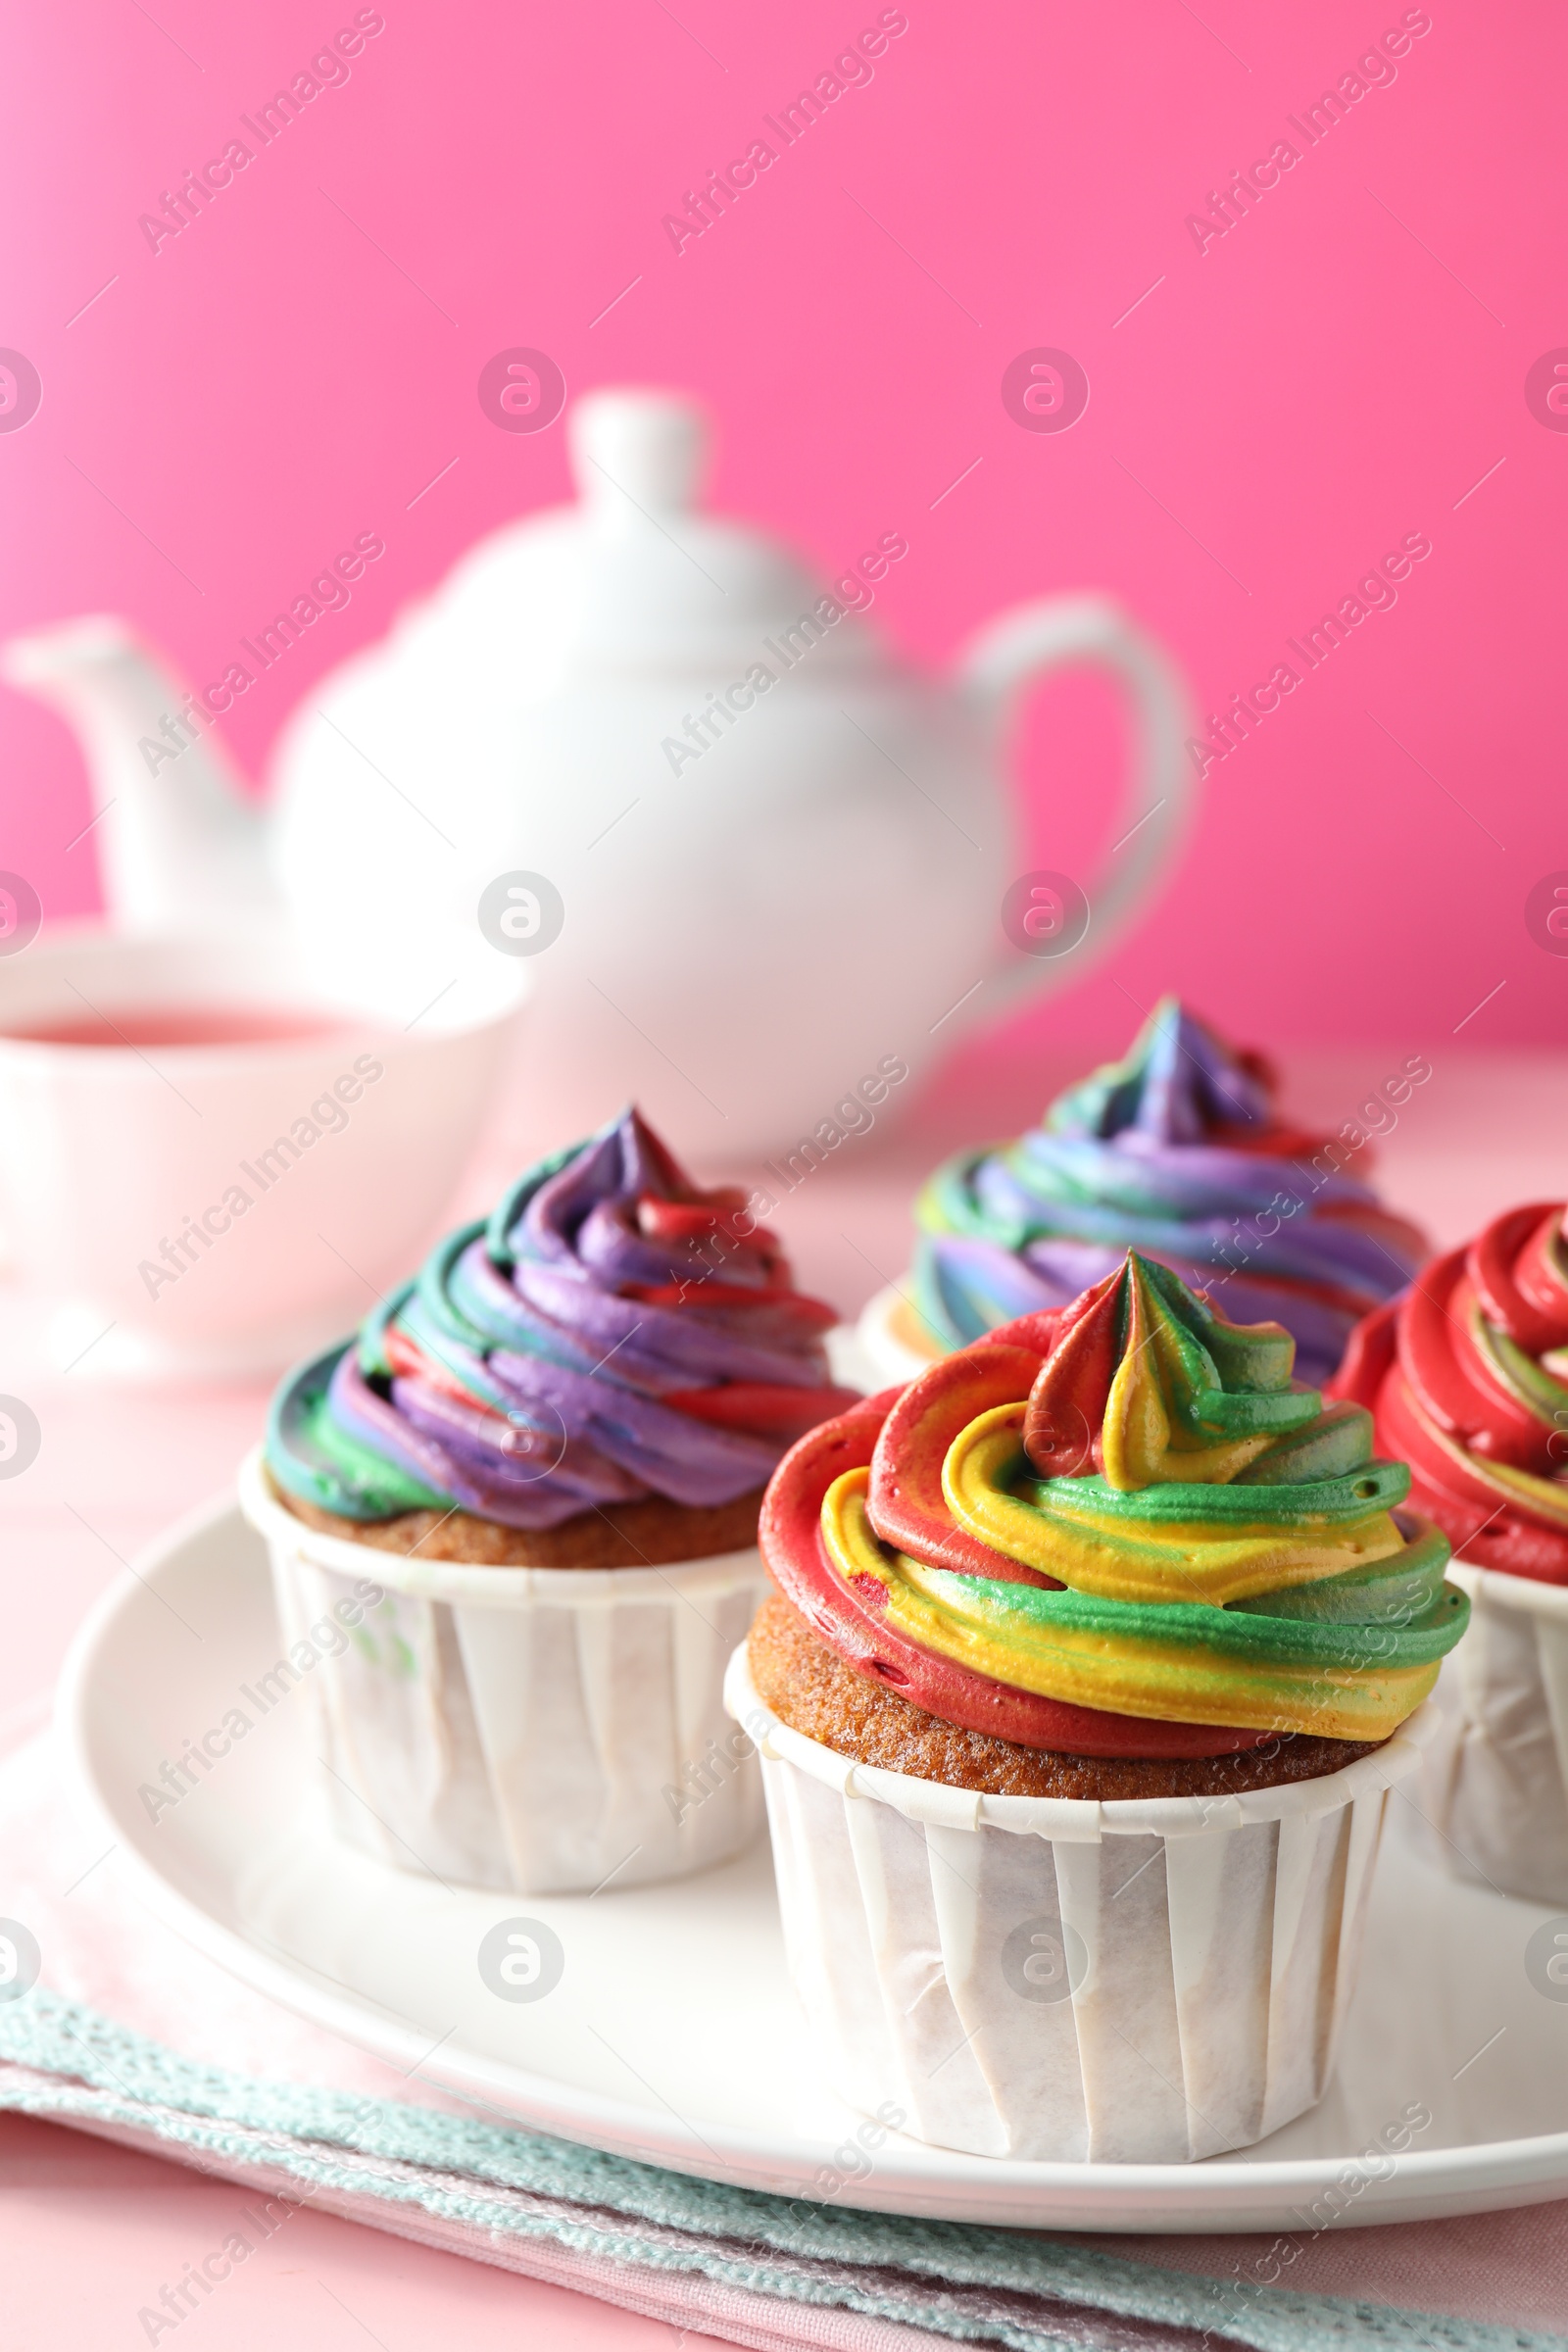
top-left (893, 1555), bottom-right (1437, 1739)
top-left (825, 1251), bottom-right (1469, 1745)
top-left (1100, 1265), bottom-right (1285, 1486)
top-left (1102, 1267), bottom-right (1165, 1487)
top-left (823, 1464), bottom-right (893, 1590)
top-left (942, 1405), bottom-right (1405, 1605)
top-left (822, 1469), bottom-right (1438, 1739)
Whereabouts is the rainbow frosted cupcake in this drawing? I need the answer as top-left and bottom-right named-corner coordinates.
top-left (861, 998), bottom-right (1427, 1394)
top-left (1335, 1202), bottom-right (1568, 1899)
top-left (242, 1106), bottom-right (858, 1894)
top-left (732, 1251), bottom-right (1465, 2161)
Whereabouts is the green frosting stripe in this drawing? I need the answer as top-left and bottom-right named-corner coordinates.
top-left (1024, 1458), bottom-right (1409, 1527)
top-left (267, 1347), bottom-right (448, 1520)
top-left (919, 1549), bottom-right (1466, 1665)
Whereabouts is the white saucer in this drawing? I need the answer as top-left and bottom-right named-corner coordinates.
top-left (59, 1496), bottom-right (1568, 2233)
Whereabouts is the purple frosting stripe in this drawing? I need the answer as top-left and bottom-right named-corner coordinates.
top-left (513, 1259), bottom-right (830, 1391)
top-left (285, 1107), bottom-right (855, 1529)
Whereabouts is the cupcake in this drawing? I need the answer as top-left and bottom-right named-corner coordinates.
top-left (730, 1250), bottom-right (1467, 2162)
top-left (1333, 1202), bottom-right (1568, 1900)
top-left (241, 1105), bottom-right (858, 1894)
top-left (861, 997), bottom-right (1427, 1393)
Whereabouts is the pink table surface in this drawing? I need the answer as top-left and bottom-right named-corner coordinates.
top-left (3, 1041), bottom-right (1567, 2346)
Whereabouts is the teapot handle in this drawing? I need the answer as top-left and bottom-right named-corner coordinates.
top-left (951, 593), bottom-right (1198, 1025)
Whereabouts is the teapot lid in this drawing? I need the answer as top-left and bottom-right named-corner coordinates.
top-left (433, 387), bottom-right (886, 680)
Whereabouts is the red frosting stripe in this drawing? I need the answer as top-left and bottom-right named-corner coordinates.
top-left (868, 1344), bottom-right (1062, 1586)
top-left (1022, 1270), bottom-right (1128, 1477)
top-left (1472, 1203), bottom-right (1568, 1356)
top-left (663, 1382), bottom-right (862, 1438)
top-left (760, 1381), bottom-right (1276, 1757)
top-left (1399, 1250), bottom-right (1540, 1457)
top-left (1332, 1202), bottom-right (1568, 1584)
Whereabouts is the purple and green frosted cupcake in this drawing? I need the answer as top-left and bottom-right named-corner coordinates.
top-left (861, 997), bottom-right (1428, 1394)
top-left (242, 1107), bottom-right (858, 1893)
top-left (264, 1105), bottom-right (858, 1564)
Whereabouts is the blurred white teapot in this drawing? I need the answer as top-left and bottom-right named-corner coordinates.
top-left (5, 387), bottom-right (1199, 1156)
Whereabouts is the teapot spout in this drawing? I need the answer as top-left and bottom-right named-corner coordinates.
top-left (2, 615), bottom-right (275, 929)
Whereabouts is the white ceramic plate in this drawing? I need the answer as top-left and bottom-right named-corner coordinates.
top-left (60, 1497), bottom-right (1568, 2232)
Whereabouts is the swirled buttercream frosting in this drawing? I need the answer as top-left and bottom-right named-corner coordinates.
top-left (913, 998), bottom-right (1427, 1387)
top-left (763, 1251), bottom-right (1466, 1755)
top-left (1334, 1202), bottom-right (1568, 1585)
top-left (266, 1107), bottom-right (860, 1530)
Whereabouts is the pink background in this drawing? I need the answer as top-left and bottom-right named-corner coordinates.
top-left (1, 0), bottom-right (1562, 1062)
top-left (3, 19), bottom-right (1562, 2336)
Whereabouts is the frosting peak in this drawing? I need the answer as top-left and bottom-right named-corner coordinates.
top-left (267, 1106), bottom-right (859, 1529)
top-left (1021, 1251), bottom-right (1311, 1488)
top-left (914, 1001), bottom-right (1428, 1385)
top-left (1047, 997), bottom-right (1278, 1146)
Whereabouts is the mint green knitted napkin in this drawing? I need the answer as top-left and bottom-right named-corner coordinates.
top-left (0, 1989), bottom-right (1556, 2352)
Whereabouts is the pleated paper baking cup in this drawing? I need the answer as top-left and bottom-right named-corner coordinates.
top-left (239, 1448), bottom-right (767, 1895)
top-left (726, 1647), bottom-right (1429, 2164)
top-left (855, 1283), bottom-right (942, 1389)
top-left (1412, 1562), bottom-right (1568, 1905)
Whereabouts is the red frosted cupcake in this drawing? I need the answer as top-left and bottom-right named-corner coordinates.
top-left (1334, 1202), bottom-right (1568, 1898)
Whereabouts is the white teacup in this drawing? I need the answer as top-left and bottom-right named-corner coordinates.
top-left (0, 924), bottom-right (527, 1378)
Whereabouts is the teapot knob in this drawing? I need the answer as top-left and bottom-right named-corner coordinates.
top-left (569, 388), bottom-right (707, 518)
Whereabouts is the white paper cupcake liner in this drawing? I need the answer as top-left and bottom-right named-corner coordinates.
top-left (239, 1448), bottom-right (767, 1894)
top-left (726, 1645), bottom-right (1430, 2164)
top-left (1411, 1561), bottom-right (1568, 1904)
top-left (855, 1282), bottom-right (943, 1389)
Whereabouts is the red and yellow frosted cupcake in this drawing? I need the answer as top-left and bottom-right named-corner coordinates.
top-left (729, 1251), bottom-right (1466, 2162)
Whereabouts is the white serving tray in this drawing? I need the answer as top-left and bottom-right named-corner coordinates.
top-left (58, 1494), bottom-right (1568, 2233)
